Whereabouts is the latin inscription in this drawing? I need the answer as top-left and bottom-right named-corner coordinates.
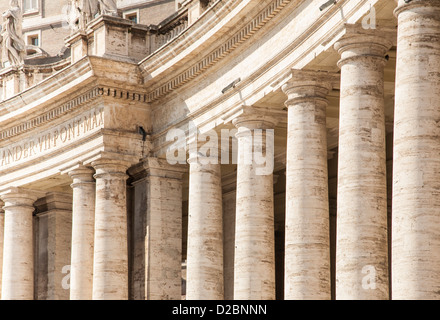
top-left (0, 108), bottom-right (104, 168)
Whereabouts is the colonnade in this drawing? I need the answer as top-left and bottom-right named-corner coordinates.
top-left (0, 0), bottom-right (439, 300)
top-left (185, 0), bottom-right (440, 300)
top-left (0, 158), bottom-right (131, 300)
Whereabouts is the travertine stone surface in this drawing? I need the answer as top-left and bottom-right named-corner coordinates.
top-left (187, 154), bottom-right (224, 300)
top-left (68, 166), bottom-right (96, 300)
top-left (334, 26), bottom-right (392, 300)
top-left (0, 188), bottom-right (42, 300)
top-left (92, 159), bottom-right (131, 300)
top-left (129, 158), bottom-right (186, 300)
top-left (232, 108), bottom-right (278, 300)
top-left (0, 0), bottom-right (422, 301)
top-left (0, 201), bottom-right (4, 300)
top-left (282, 70), bottom-right (334, 300)
top-left (34, 193), bottom-right (73, 300)
top-left (222, 173), bottom-right (237, 301)
top-left (392, 0), bottom-right (440, 300)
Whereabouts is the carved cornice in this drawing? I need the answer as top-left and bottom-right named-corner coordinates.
top-left (0, 87), bottom-right (101, 141)
top-left (145, 0), bottom-right (292, 102)
top-left (0, 86), bottom-right (148, 142)
top-left (98, 87), bottom-right (148, 102)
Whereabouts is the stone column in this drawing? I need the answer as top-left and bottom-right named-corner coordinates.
top-left (282, 70), bottom-right (335, 300)
top-left (129, 158), bottom-right (186, 300)
top-left (334, 25), bottom-right (392, 300)
top-left (0, 201), bottom-right (4, 300)
top-left (232, 107), bottom-right (278, 300)
top-left (92, 159), bottom-right (131, 300)
top-left (1, 188), bottom-right (42, 300)
top-left (392, 0), bottom-right (440, 300)
top-left (186, 152), bottom-right (224, 300)
top-left (68, 166), bottom-right (95, 300)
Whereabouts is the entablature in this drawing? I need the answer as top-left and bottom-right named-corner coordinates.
top-left (146, 0), bottom-right (396, 158)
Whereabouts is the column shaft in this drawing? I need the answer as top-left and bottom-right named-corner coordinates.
top-left (187, 158), bottom-right (224, 300)
top-left (92, 159), bottom-right (130, 300)
top-left (335, 27), bottom-right (391, 300)
top-left (233, 109), bottom-right (277, 300)
top-left (392, 0), bottom-right (440, 299)
top-left (282, 71), bottom-right (333, 300)
top-left (1, 189), bottom-right (41, 300)
top-left (69, 166), bottom-right (95, 300)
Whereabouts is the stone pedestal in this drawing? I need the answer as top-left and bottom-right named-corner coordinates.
top-left (66, 15), bottom-right (152, 64)
top-left (232, 107), bottom-right (278, 300)
top-left (392, 0), bottom-right (440, 300)
top-left (129, 158), bottom-right (186, 300)
top-left (68, 165), bottom-right (96, 300)
top-left (0, 67), bottom-right (25, 101)
top-left (92, 159), bottom-right (131, 300)
top-left (34, 193), bottom-right (73, 300)
top-left (334, 25), bottom-right (392, 300)
top-left (282, 70), bottom-right (335, 300)
top-left (1, 188), bottom-right (43, 300)
top-left (186, 153), bottom-right (224, 300)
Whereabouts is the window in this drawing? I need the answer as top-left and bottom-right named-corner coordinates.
top-left (23, 0), bottom-right (39, 12)
top-left (123, 9), bottom-right (139, 24)
top-left (24, 30), bottom-right (41, 47)
top-left (126, 13), bottom-right (138, 24)
top-left (29, 35), bottom-right (39, 46)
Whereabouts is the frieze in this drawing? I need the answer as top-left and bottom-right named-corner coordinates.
top-left (0, 107), bottom-right (104, 169)
top-left (0, 86), bottom-right (147, 142)
top-left (145, 0), bottom-right (292, 102)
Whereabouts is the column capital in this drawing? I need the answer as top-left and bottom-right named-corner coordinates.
top-left (91, 158), bottom-right (131, 180)
top-left (232, 106), bottom-right (284, 130)
top-left (67, 164), bottom-right (95, 188)
top-left (187, 152), bottom-right (220, 165)
top-left (334, 24), bottom-right (393, 68)
top-left (395, 0), bottom-right (440, 17)
top-left (0, 187), bottom-right (45, 209)
top-left (282, 69), bottom-right (339, 105)
top-left (66, 163), bottom-right (94, 177)
top-left (186, 132), bottom-right (223, 164)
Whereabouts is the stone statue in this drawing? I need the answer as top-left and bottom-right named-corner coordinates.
top-left (1, 0), bottom-right (25, 66)
top-left (97, 0), bottom-right (118, 16)
top-left (67, 0), bottom-right (118, 32)
top-left (66, 0), bottom-right (82, 32)
top-left (82, 0), bottom-right (99, 22)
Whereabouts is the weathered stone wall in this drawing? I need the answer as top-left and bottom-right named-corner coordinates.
top-left (138, 0), bottom-right (175, 25)
top-left (34, 193), bottom-right (72, 300)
